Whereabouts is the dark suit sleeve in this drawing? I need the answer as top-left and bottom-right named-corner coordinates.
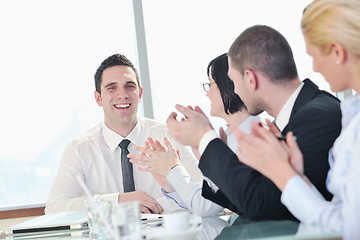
top-left (199, 93), bottom-right (341, 220)
top-left (201, 179), bottom-right (239, 213)
top-left (200, 139), bottom-right (289, 220)
top-left (284, 94), bottom-right (341, 201)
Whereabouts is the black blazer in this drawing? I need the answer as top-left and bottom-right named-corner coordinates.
top-left (199, 79), bottom-right (342, 220)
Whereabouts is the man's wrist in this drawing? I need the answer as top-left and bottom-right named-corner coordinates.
top-left (301, 175), bottom-right (313, 186)
top-left (118, 193), bottom-right (122, 202)
top-left (198, 130), bottom-right (219, 155)
top-left (162, 183), bottom-right (175, 193)
top-left (272, 165), bottom-right (298, 192)
top-left (117, 192), bottom-right (128, 202)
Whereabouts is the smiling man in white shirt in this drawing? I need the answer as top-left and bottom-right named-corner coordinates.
top-left (45, 54), bottom-right (202, 214)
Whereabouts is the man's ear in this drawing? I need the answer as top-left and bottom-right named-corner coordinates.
top-left (138, 87), bottom-right (143, 103)
top-left (94, 90), bottom-right (103, 106)
top-left (244, 69), bottom-right (259, 90)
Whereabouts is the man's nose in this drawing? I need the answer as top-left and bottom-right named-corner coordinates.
top-left (116, 87), bottom-right (129, 99)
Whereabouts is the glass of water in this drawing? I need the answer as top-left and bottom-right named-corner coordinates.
top-left (85, 198), bottom-right (113, 240)
top-left (111, 201), bottom-right (141, 240)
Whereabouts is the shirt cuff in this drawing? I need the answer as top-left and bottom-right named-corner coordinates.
top-left (97, 193), bottom-right (120, 205)
top-left (167, 165), bottom-right (187, 186)
top-left (167, 165), bottom-right (198, 209)
top-left (281, 175), bottom-right (325, 225)
top-left (199, 130), bottom-right (219, 155)
top-left (161, 188), bottom-right (187, 209)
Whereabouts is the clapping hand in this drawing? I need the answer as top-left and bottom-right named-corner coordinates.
top-left (128, 137), bottom-right (180, 177)
top-left (166, 104), bottom-right (214, 148)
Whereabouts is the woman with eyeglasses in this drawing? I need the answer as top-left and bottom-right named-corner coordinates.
top-left (129, 53), bottom-right (260, 217)
top-left (231, 0), bottom-right (360, 239)
top-left (202, 53), bottom-right (260, 154)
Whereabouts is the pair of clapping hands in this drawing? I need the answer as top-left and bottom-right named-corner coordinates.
top-left (128, 137), bottom-right (180, 184)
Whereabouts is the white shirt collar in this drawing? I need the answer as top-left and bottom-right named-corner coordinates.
top-left (275, 82), bottom-right (304, 131)
top-left (102, 116), bottom-right (142, 152)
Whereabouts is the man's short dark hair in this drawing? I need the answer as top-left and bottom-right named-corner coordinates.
top-left (94, 54), bottom-right (140, 94)
top-left (228, 25), bottom-right (298, 83)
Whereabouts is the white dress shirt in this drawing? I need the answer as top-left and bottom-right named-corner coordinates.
top-left (164, 115), bottom-right (260, 217)
top-left (281, 95), bottom-right (360, 240)
top-left (45, 116), bottom-right (203, 214)
top-left (275, 82), bottom-right (304, 131)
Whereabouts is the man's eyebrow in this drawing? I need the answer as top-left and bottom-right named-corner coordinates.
top-left (104, 82), bottom-right (117, 88)
top-left (126, 81), bottom-right (137, 85)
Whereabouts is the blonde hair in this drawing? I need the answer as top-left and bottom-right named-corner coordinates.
top-left (301, 0), bottom-right (360, 61)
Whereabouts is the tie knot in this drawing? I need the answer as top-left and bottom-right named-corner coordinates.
top-left (119, 139), bottom-right (131, 149)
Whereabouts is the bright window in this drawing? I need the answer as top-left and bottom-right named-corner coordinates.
top-left (143, 0), bottom-right (333, 127)
top-left (0, 0), bottom-right (138, 207)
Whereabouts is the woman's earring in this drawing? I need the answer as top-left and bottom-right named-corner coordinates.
top-left (336, 60), bottom-right (341, 65)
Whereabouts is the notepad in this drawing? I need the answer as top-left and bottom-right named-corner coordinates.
top-left (5, 210), bottom-right (88, 238)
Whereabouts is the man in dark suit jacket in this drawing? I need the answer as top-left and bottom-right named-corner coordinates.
top-left (166, 25), bottom-right (341, 221)
top-left (200, 78), bottom-right (341, 220)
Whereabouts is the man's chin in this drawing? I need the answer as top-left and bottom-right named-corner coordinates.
top-left (117, 114), bottom-right (138, 125)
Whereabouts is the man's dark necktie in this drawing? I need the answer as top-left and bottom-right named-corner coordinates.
top-left (119, 139), bottom-right (135, 192)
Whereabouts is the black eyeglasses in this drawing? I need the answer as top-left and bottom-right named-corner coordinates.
top-left (202, 82), bottom-right (216, 92)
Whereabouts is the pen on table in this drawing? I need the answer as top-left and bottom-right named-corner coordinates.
top-left (141, 216), bottom-right (163, 221)
top-left (277, 135), bottom-right (297, 141)
top-left (141, 216), bottom-right (163, 227)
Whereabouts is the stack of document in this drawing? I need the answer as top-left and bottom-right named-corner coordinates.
top-left (5, 210), bottom-right (88, 239)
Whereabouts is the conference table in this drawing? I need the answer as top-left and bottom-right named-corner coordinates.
top-left (1, 211), bottom-right (342, 239)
